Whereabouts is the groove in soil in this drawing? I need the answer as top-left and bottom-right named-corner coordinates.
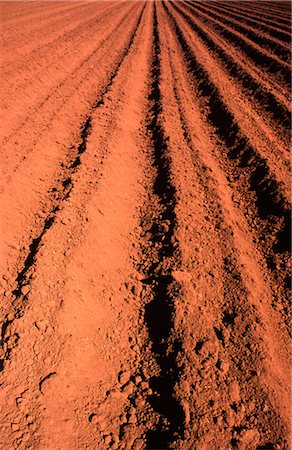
top-left (0, 5), bottom-right (146, 373)
top-left (164, 1), bottom-right (290, 256)
top-left (144, 3), bottom-right (184, 448)
top-left (174, 1), bottom-right (290, 129)
top-left (185, 0), bottom-right (291, 87)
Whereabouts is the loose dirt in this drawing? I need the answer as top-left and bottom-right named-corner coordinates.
top-left (0, 1), bottom-right (291, 449)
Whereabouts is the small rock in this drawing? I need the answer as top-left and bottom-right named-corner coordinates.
top-left (239, 429), bottom-right (260, 447)
top-left (140, 382), bottom-right (148, 391)
top-left (128, 415), bottom-right (136, 424)
top-left (10, 423), bottom-right (19, 431)
top-left (133, 439), bottom-right (144, 450)
top-left (135, 272), bottom-right (144, 281)
top-left (198, 339), bottom-right (219, 363)
top-left (172, 270), bottom-right (192, 283)
top-left (122, 382), bottom-right (134, 396)
top-left (26, 415), bottom-right (34, 425)
top-left (180, 380), bottom-right (190, 395)
top-left (222, 327), bottom-right (230, 342)
top-left (135, 397), bottom-right (146, 408)
top-left (35, 321), bottom-right (46, 331)
top-left (39, 372), bottom-right (57, 393)
top-left (21, 433), bottom-right (30, 442)
top-left (135, 375), bottom-right (142, 385)
top-left (132, 283), bottom-right (143, 297)
top-left (229, 381), bottom-right (241, 403)
top-left (219, 360), bottom-right (230, 374)
top-left (88, 413), bottom-right (98, 424)
top-left (118, 371), bottom-right (131, 386)
top-left (21, 285), bottom-right (30, 296)
top-left (104, 435), bottom-right (112, 445)
top-left (128, 407), bottom-right (136, 416)
top-left (181, 399), bottom-right (190, 425)
top-left (226, 409), bottom-right (236, 427)
top-left (7, 335), bottom-right (17, 348)
top-left (16, 400), bottom-right (26, 411)
top-left (216, 415), bottom-right (224, 427)
top-left (249, 400), bottom-right (256, 412)
top-left (120, 425), bottom-right (135, 447)
top-left (109, 389), bottom-right (121, 399)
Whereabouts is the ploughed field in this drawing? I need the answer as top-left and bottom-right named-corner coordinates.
top-left (0, 1), bottom-right (291, 449)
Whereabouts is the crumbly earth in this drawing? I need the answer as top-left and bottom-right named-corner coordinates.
top-left (0, 1), bottom-right (291, 449)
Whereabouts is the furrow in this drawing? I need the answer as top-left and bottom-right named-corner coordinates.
top-left (217, 1), bottom-right (291, 24)
top-left (197, 1), bottom-right (291, 44)
top-left (0, 119), bottom-right (92, 371)
top-left (185, 1), bottom-right (291, 88)
top-left (167, 2), bottom-right (290, 176)
top-left (141, 3), bottom-right (185, 448)
top-left (1, 2), bottom-right (83, 27)
top-left (173, 2), bottom-right (290, 136)
top-left (171, 3), bottom-right (290, 168)
top-left (0, 3), bottom-right (146, 373)
top-left (163, 1), bottom-right (291, 285)
top-left (186, 0), bottom-right (291, 59)
top-left (157, 5), bottom-right (290, 446)
top-left (3, 2), bottom-right (118, 77)
top-left (2, 2), bottom-right (136, 148)
top-left (0, 1), bottom-right (290, 447)
top-left (158, 5), bottom-right (290, 446)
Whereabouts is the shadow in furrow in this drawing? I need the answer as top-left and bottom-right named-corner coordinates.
top-left (12, 215), bottom-right (56, 298)
top-left (144, 3), bottom-right (184, 448)
top-left (188, 0), bottom-right (291, 44)
top-left (10, 4), bottom-right (146, 301)
top-left (93, 3), bottom-right (146, 109)
top-left (173, 1), bottom-right (290, 130)
top-left (0, 5), bottom-right (146, 372)
top-left (185, 0), bottom-right (291, 60)
top-left (163, 1), bottom-right (291, 255)
top-left (184, 0), bottom-right (291, 87)
top-left (11, 116), bottom-right (95, 300)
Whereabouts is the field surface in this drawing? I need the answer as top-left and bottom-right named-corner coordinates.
top-left (0, 1), bottom-right (291, 449)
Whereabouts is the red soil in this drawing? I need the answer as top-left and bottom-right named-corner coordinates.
top-left (0, 1), bottom-right (291, 449)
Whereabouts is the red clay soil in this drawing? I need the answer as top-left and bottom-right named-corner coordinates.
top-left (0, 1), bottom-right (291, 449)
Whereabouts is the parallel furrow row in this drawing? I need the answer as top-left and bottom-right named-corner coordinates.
top-left (142, 4), bottom-right (185, 447)
top-left (1, 2), bottom-right (83, 27)
top-left (185, 1), bottom-right (291, 88)
top-left (3, 3), bottom-right (137, 148)
top-left (186, 0), bottom-right (291, 57)
top-left (174, 1), bottom-right (290, 136)
top-left (197, 1), bottom-right (291, 43)
top-left (164, 1), bottom-right (290, 322)
top-left (0, 4), bottom-right (146, 373)
top-left (0, 1), bottom-right (290, 448)
top-left (3, 2), bottom-right (118, 77)
top-left (219, 1), bottom-right (291, 24)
